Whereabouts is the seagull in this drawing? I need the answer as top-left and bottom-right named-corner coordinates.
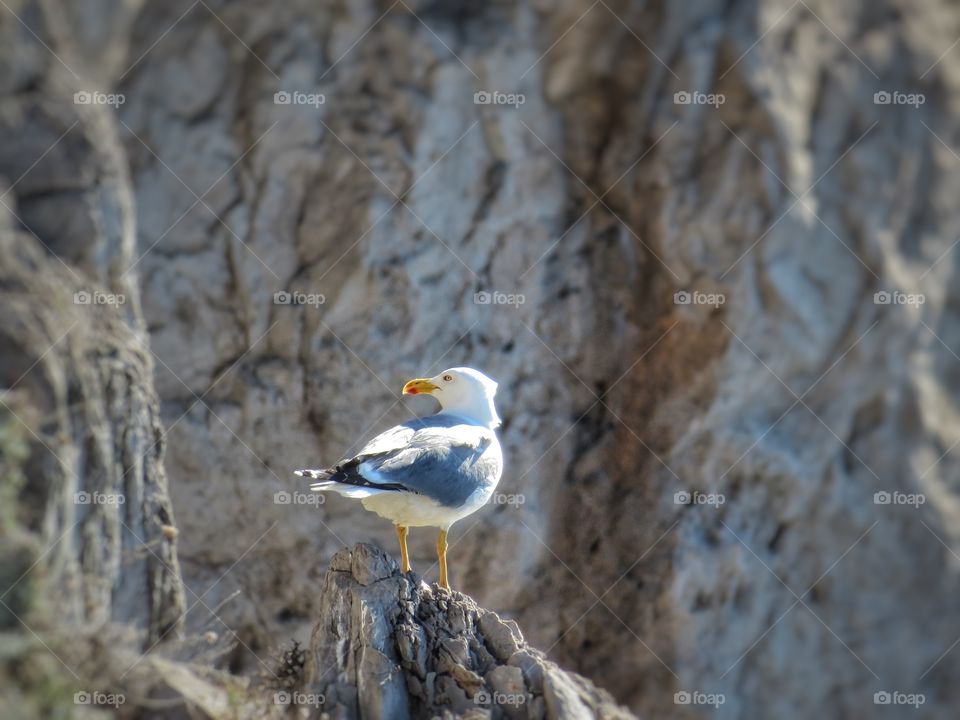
top-left (295, 367), bottom-right (503, 590)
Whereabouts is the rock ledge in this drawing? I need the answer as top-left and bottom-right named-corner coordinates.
top-left (304, 543), bottom-right (638, 720)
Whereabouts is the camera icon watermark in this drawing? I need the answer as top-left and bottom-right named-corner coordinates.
top-left (674, 490), bottom-right (725, 507)
top-left (274, 90), bottom-right (325, 108)
top-left (274, 690), bottom-right (325, 706)
top-left (873, 690), bottom-right (924, 707)
top-left (873, 290), bottom-right (924, 307)
top-left (74, 290), bottom-right (126, 306)
top-left (674, 90), bottom-right (725, 107)
top-left (873, 491), bottom-right (925, 508)
top-left (74, 90), bottom-right (125, 107)
top-left (474, 90), bottom-right (525, 108)
top-left (674, 690), bottom-right (725, 707)
top-left (873, 90), bottom-right (924, 108)
top-left (275, 490), bottom-right (325, 507)
top-left (74, 690), bottom-right (125, 707)
top-left (674, 290), bottom-right (725, 308)
top-left (474, 290), bottom-right (525, 307)
top-left (74, 491), bottom-right (125, 506)
top-left (473, 689), bottom-right (526, 706)
top-left (273, 290), bottom-right (326, 307)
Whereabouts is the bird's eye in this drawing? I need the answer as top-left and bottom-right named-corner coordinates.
top-left (442, 374), bottom-right (453, 382)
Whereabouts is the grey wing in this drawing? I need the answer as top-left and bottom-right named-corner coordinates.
top-left (344, 414), bottom-right (471, 465)
top-left (297, 423), bottom-right (419, 492)
top-left (300, 418), bottom-right (470, 494)
top-left (359, 425), bottom-right (502, 507)
top-left (349, 423), bottom-right (417, 460)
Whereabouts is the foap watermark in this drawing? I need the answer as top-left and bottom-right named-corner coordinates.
top-left (474, 290), bottom-right (525, 307)
top-left (874, 491), bottom-right (925, 508)
top-left (874, 691), bottom-right (925, 708)
top-left (674, 90), bottom-right (725, 107)
top-left (274, 290), bottom-right (325, 307)
top-left (74, 90), bottom-right (125, 107)
top-left (490, 492), bottom-right (525, 508)
top-left (274, 690), bottom-right (325, 707)
top-left (74, 691), bottom-right (125, 708)
top-left (274, 90), bottom-right (325, 108)
top-left (74, 290), bottom-right (125, 306)
top-left (474, 90), bottom-right (525, 108)
top-left (75, 491), bottom-right (125, 506)
top-left (674, 490), bottom-right (725, 507)
top-left (674, 290), bottom-right (725, 308)
top-left (874, 290), bottom-right (925, 307)
top-left (274, 490), bottom-right (325, 507)
top-left (474, 690), bottom-right (526, 707)
top-left (874, 90), bottom-right (925, 108)
top-left (674, 690), bottom-right (725, 708)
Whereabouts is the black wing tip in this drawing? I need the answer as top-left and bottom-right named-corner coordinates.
top-left (296, 466), bottom-right (410, 494)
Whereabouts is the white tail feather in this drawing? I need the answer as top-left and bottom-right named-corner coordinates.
top-left (309, 480), bottom-right (385, 498)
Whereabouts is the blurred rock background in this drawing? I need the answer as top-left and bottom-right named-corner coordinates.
top-left (1, 0), bottom-right (959, 717)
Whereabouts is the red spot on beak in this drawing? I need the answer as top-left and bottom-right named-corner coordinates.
top-left (407, 388), bottom-right (419, 395)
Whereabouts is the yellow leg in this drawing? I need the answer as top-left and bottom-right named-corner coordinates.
top-left (437, 529), bottom-right (449, 590)
top-left (395, 524), bottom-right (411, 573)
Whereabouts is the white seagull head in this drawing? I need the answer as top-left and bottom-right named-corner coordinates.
top-left (402, 367), bottom-right (501, 429)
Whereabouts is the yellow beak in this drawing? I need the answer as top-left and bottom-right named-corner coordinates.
top-left (402, 378), bottom-right (439, 396)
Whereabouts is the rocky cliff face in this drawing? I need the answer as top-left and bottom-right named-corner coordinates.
top-left (0, 229), bottom-right (185, 646)
top-left (0, 12), bottom-right (187, 710)
top-left (1, 0), bottom-right (959, 718)
top-left (0, 0), bottom-right (187, 647)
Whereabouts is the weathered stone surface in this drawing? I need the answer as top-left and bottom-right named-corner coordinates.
top-left (479, 610), bottom-right (524, 662)
top-left (307, 544), bottom-right (635, 720)
top-left (0, 69), bottom-right (184, 653)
